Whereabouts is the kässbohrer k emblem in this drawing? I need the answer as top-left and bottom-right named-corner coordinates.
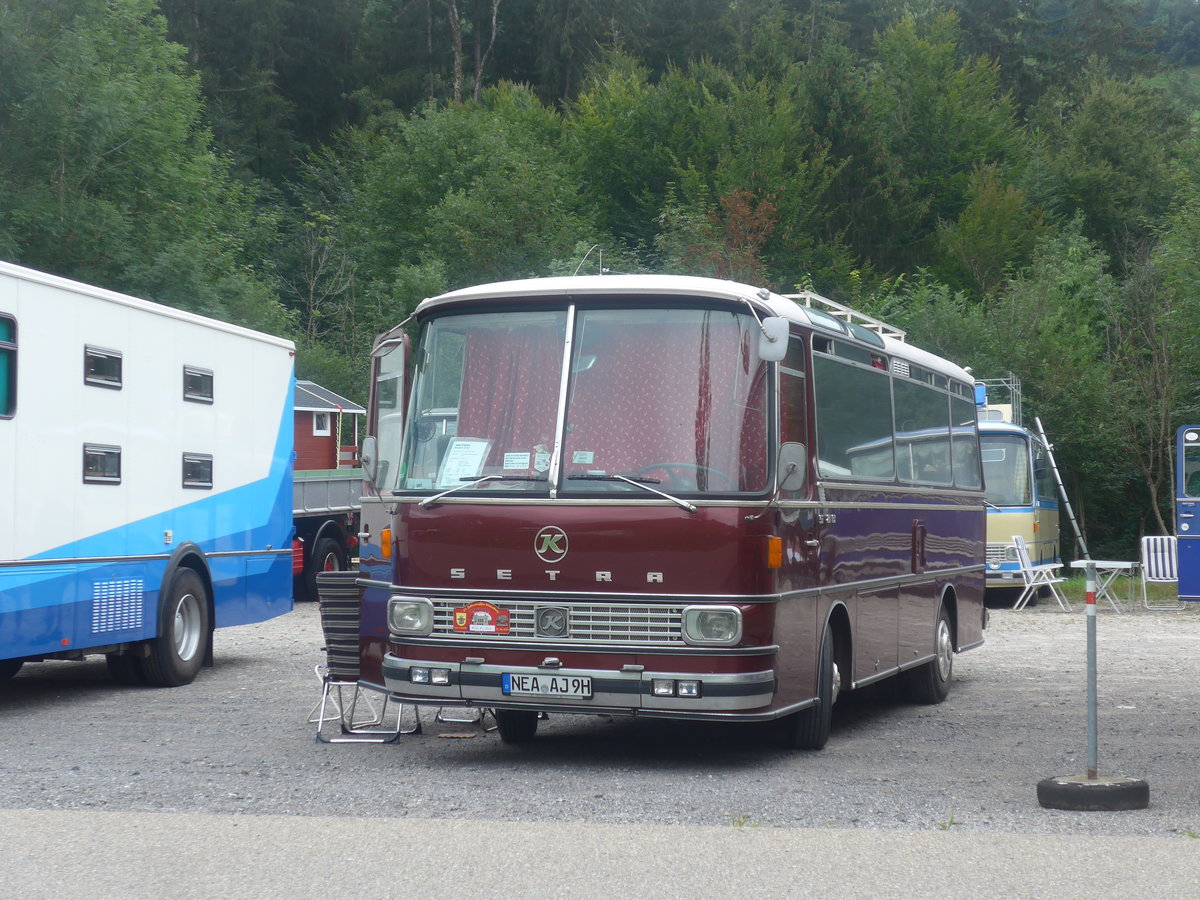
top-left (534, 525), bottom-right (568, 563)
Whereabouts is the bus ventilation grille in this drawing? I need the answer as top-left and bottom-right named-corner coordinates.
top-left (92, 579), bottom-right (145, 634)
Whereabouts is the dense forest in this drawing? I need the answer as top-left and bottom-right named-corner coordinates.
top-left (4, 0), bottom-right (1200, 557)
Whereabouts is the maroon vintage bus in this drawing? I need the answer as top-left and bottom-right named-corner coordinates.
top-left (354, 274), bottom-right (985, 749)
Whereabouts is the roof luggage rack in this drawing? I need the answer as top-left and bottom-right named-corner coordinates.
top-left (783, 291), bottom-right (906, 342)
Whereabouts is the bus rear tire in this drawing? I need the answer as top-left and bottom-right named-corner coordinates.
top-left (142, 568), bottom-right (210, 687)
top-left (786, 625), bottom-right (838, 750)
top-left (494, 709), bottom-right (539, 743)
top-left (903, 604), bottom-right (953, 704)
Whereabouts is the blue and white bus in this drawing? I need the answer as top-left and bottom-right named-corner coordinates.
top-left (0, 261), bottom-right (295, 685)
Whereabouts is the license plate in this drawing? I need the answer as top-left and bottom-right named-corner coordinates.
top-left (502, 673), bottom-right (592, 698)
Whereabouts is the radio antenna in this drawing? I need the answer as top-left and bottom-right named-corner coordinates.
top-left (573, 244), bottom-right (600, 276)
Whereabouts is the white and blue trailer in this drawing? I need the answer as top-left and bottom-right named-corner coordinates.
top-left (0, 260), bottom-right (295, 685)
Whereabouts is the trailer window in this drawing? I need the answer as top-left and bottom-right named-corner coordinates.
top-left (85, 346), bottom-right (122, 389)
top-left (183, 366), bottom-right (214, 403)
top-left (182, 453), bottom-right (214, 489)
top-left (83, 444), bottom-right (122, 484)
top-left (0, 315), bottom-right (14, 417)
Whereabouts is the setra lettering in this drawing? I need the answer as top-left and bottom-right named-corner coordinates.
top-left (446, 568), bottom-right (662, 584)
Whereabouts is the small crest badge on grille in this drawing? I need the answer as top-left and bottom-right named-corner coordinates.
top-left (453, 601), bottom-right (511, 634)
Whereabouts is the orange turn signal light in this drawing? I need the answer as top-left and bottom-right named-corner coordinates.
top-left (766, 535), bottom-right (783, 569)
top-left (381, 528), bottom-right (393, 559)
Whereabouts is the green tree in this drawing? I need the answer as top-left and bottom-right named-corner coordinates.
top-left (934, 164), bottom-right (1044, 295)
top-left (1022, 58), bottom-right (1187, 269)
top-left (857, 12), bottom-right (1020, 272)
top-left (0, 0), bottom-right (288, 332)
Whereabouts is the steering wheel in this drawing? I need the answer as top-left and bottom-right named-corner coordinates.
top-left (633, 463), bottom-right (735, 490)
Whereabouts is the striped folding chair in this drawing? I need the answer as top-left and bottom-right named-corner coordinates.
top-left (1140, 535), bottom-right (1182, 610)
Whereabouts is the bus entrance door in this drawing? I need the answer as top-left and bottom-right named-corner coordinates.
top-left (1175, 426), bottom-right (1200, 601)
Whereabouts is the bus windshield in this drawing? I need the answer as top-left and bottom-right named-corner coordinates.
top-left (980, 433), bottom-right (1032, 506)
top-left (392, 306), bottom-right (770, 496)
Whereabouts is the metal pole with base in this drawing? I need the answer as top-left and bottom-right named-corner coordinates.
top-left (1037, 563), bottom-right (1149, 810)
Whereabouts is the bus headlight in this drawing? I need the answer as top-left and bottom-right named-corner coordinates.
top-left (682, 606), bottom-right (742, 646)
top-left (388, 597), bottom-right (434, 635)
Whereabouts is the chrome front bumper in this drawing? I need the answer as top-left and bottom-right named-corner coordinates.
top-left (380, 653), bottom-right (775, 716)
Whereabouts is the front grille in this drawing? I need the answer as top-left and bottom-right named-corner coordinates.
top-left (986, 543), bottom-right (1011, 565)
top-left (431, 600), bottom-right (685, 645)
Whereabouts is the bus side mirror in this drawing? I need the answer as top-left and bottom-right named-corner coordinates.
top-left (360, 436), bottom-right (380, 488)
top-left (777, 442), bottom-right (807, 492)
top-left (758, 317), bottom-right (789, 362)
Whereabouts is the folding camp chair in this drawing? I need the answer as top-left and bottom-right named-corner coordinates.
top-left (311, 570), bottom-right (419, 742)
top-left (1140, 535), bottom-right (1183, 610)
top-left (1012, 535), bottom-right (1071, 611)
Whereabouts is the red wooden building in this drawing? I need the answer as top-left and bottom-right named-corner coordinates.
top-left (293, 380), bottom-right (365, 471)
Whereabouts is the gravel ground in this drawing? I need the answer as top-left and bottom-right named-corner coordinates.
top-left (2, 599), bottom-right (1199, 838)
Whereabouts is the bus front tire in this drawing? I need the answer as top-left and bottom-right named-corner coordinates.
top-left (494, 709), bottom-right (540, 743)
top-left (903, 605), bottom-right (953, 704)
top-left (142, 568), bottom-right (210, 687)
top-left (787, 625), bottom-right (839, 750)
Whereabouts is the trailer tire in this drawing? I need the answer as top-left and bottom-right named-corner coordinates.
top-left (494, 709), bottom-right (540, 743)
top-left (786, 624), bottom-right (839, 750)
top-left (142, 568), bottom-right (210, 687)
top-left (303, 537), bottom-right (346, 604)
top-left (902, 604), bottom-right (953, 704)
top-left (0, 659), bottom-right (23, 681)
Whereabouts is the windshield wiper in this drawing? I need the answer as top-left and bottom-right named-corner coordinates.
top-left (567, 472), bottom-right (697, 514)
top-left (419, 473), bottom-right (547, 508)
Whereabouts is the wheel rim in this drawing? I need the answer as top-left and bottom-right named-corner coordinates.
top-left (935, 617), bottom-right (953, 681)
top-left (830, 660), bottom-right (842, 706)
top-left (174, 592), bottom-right (203, 661)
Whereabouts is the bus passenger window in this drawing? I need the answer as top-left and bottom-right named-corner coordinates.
top-left (893, 378), bottom-right (951, 485)
top-left (951, 393), bottom-right (982, 489)
top-left (814, 356), bottom-right (893, 479)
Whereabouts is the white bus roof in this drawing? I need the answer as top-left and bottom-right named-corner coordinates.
top-left (415, 274), bottom-right (973, 385)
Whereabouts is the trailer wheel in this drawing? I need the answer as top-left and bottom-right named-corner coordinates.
top-left (494, 709), bottom-right (540, 743)
top-left (903, 604), bottom-right (953, 704)
top-left (0, 659), bottom-right (23, 681)
top-left (304, 537), bottom-right (346, 603)
top-left (142, 568), bottom-right (210, 687)
top-left (786, 624), bottom-right (839, 750)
